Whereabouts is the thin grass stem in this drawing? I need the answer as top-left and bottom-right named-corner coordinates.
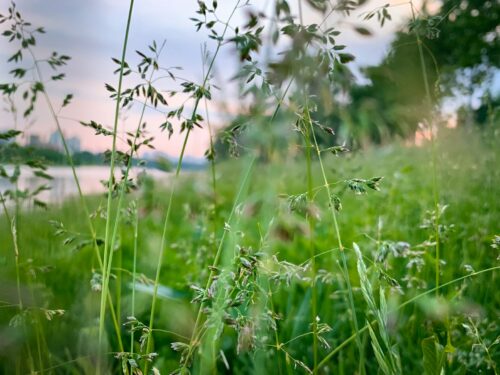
top-left (409, 0), bottom-right (441, 295)
top-left (180, 156), bottom-right (255, 372)
top-left (21, 23), bottom-right (125, 355)
top-left (306, 107), bottom-right (364, 370)
top-left (130, 201), bottom-right (139, 355)
top-left (98, 0), bottom-right (135, 370)
top-left (142, 3), bottom-right (241, 372)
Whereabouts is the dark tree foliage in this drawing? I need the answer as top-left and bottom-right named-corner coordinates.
top-left (427, 0), bottom-right (499, 74)
top-left (466, 93), bottom-right (500, 126)
top-left (0, 143), bottom-right (105, 165)
top-left (322, 0), bottom-right (500, 147)
top-left (336, 31), bottom-right (439, 146)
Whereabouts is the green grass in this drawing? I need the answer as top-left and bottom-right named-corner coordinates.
top-left (0, 127), bottom-right (498, 374)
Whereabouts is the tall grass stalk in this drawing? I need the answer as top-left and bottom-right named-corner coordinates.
top-left (409, 1), bottom-right (457, 356)
top-left (20, 13), bottom-right (125, 352)
top-left (31, 58), bottom-right (127, 352)
top-left (297, 0), bottom-right (316, 365)
top-left (200, 82), bottom-right (220, 372)
top-left (143, 3), bottom-right (241, 371)
top-left (196, 161), bottom-right (258, 373)
top-left (0, 192), bottom-right (36, 372)
top-left (28, 282), bottom-right (47, 373)
top-left (354, 243), bottom-right (400, 373)
top-left (201, 45), bottom-right (219, 255)
top-left (130, 201), bottom-right (139, 356)
top-left (302, 102), bottom-right (319, 372)
top-left (0, 192), bottom-right (22, 312)
top-left (409, 1), bottom-right (441, 294)
top-left (305, 107), bottom-right (365, 372)
top-left (181, 156), bottom-right (255, 372)
top-left (98, 0), bottom-right (135, 363)
top-left (101, 37), bottom-right (166, 359)
top-left (257, 221), bottom-right (284, 375)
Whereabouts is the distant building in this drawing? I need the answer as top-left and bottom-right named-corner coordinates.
top-left (48, 130), bottom-right (81, 154)
top-left (29, 135), bottom-right (42, 147)
top-left (67, 136), bottom-right (81, 154)
top-left (49, 131), bottom-right (64, 151)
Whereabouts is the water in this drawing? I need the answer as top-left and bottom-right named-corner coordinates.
top-left (0, 165), bottom-right (170, 205)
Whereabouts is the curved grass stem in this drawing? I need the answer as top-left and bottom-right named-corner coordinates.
top-left (98, 0), bottom-right (135, 370)
top-left (179, 156), bottom-right (255, 373)
top-left (302, 102), bottom-right (319, 373)
top-left (142, 3), bottom-right (241, 372)
top-left (23, 28), bottom-right (127, 362)
top-left (304, 107), bottom-right (364, 372)
top-left (409, 0), bottom-right (441, 295)
top-left (130, 201), bottom-right (139, 356)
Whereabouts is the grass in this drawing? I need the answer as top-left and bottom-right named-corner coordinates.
top-left (1, 3), bottom-right (498, 373)
top-left (1, 126), bottom-right (498, 374)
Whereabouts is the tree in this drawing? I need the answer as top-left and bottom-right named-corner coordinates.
top-left (426, 0), bottom-right (499, 80)
top-left (327, 0), bottom-right (500, 144)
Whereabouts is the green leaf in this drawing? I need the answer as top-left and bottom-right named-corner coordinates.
top-left (51, 73), bottom-right (65, 81)
top-left (353, 243), bottom-right (376, 314)
top-left (421, 336), bottom-right (444, 375)
top-left (338, 53), bottom-right (355, 64)
top-left (353, 26), bottom-right (373, 36)
top-left (33, 199), bottom-right (48, 209)
top-left (368, 323), bottom-right (392, 375)
top-left (62, 93), bottom-right (73, 107)
top-left (104, 83), bottom-right (116, 92)
top-left (0, 129), bottom-right (22, 140)
top-left (10, 165), bottom-right (20, 183)
top-left (33, 170), bottom-right (53, 180)
top-left (379, 287), bottom-right (388, 328)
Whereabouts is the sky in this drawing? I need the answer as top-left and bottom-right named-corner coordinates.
top-left (0, 0), bottom-right (428, 158)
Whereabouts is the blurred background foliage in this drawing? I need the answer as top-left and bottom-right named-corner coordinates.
top-left (215, 0), bottom-right (499, 158)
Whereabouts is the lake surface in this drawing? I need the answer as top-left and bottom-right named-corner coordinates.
top-left (0, 165), bottom-right (169, 205)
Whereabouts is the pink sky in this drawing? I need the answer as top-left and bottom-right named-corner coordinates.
top-left (0, 0), bottom-right (422, 158)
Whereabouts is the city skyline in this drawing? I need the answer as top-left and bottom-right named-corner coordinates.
top-left (27, 129), bottom-right (81, 154)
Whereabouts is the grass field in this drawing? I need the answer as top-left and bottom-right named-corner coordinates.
top-left (1, 126), bottom-right (498, 374)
